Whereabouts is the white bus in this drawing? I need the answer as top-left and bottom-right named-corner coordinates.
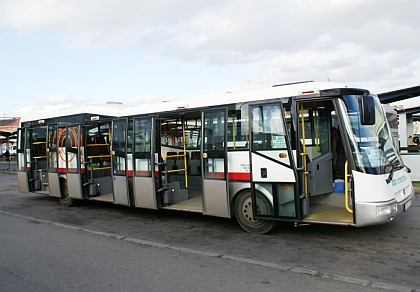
top-left (16, 81), bottom-right (414, 234)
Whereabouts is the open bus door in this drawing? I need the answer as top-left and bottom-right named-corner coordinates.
top-left (294, 99), bottom-right (354, 223)
top-left (17, 125), bottom-right (48, 193)
top-left (83, 121), bottom-right (114, 201)
top-left (65, 124), bottom-right (84, 199)
top-left (47, 123), bottom-right (61, 197)
top-left (111, 118), bottom-right (130, 205)
top-left (202, 109), bottom-right (230, 217)
top-left (132, 117), bottom-right (157, 209)
top-left (249, 102), bottom-right (298, 221)
top-left (17, 127), bottom-right (29, 193)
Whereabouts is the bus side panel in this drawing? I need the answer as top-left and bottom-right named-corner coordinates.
top-left (133, 176), bottom-right (156, 209)
top-left (67, 173), bottom-right (84, 199)
top-left (17, 171), bottom-right (29, 193)
top-left (203, 179), bottom-right (230, 218)
top-left (48, 173), bottom-right (61, 197)
top-left (251, 153), bottom-right (295, 182)
top-left (112, 175), bottom-right (129, 205)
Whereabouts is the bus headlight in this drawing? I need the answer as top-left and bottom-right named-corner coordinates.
top-left (377, 203), bottom-right (397, 215)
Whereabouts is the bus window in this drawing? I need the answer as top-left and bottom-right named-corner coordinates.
top-left (228, 104), bottom-right (249, 150)
top-left (251, 104), bottom-right (287, 152)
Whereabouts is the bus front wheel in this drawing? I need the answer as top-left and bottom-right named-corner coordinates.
top-left (234, 190), bottom-right (278, 234)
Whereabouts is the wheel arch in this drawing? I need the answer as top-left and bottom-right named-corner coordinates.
top-left (229, 183), bottom-right (274, 217)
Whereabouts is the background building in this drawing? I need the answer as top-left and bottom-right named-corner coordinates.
top-left (0, 117), bottom-right (20, 157)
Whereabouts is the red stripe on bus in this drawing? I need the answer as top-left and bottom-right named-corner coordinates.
top-left (52, 169), bottom-right (250, 181)
top-left (135, 170), bottom-right (151, 177)
top-left (228, 172), bottom-right (250, 181)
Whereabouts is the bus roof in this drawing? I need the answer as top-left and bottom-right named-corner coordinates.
top-left (20, 102), bottom-right (125, 123)
top-left (118, 81), bottom-right (354, 116)
top-left (21, 81), bottom-right (356, 123)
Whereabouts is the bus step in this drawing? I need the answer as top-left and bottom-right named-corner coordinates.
top-left (164, 182), bottom-right (188, 204)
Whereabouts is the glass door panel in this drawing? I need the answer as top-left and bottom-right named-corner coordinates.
top-left (47, 124), bottom-right (61, 197)
top-left (133, 118), bottom-right (157, 209)
top-left (65, 124), bottom-right (83, 199)
top-left (250, 102), bottom-right (297, 218)
top-left (202, 109), bottom-right (230, 217)
top-left (112, 119), bottom-right (130, 205)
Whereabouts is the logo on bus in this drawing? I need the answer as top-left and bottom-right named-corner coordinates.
top-left (391, 175), bottom-right (407, 186)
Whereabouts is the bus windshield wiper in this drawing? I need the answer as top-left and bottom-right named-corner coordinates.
top-left (385, 163), bottom-right (395, 184)
top-left (403, 164), bottom-right (411, 173)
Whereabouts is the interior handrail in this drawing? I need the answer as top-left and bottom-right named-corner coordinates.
top-left (300, 104), bottom-right (309, 198)
top-left (345, 161), bottom-right (353, 213)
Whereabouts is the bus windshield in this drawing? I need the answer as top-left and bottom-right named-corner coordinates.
top-left (338, 94), bottom-right (403, 175)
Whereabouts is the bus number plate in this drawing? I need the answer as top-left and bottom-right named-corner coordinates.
top-left (404, 200), bottom-right (412, 211)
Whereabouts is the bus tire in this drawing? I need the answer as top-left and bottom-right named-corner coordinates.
top-left (58, 179), bottom-right (77, 207)
top-left (234, 190), bottom-right (278, 234)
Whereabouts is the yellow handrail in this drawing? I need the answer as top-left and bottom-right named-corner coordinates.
top-left (163, 168), bottom-right (187, 174)
top-left (87, 155), bottom-right (111, 159)
top-left (314, 112), bottom-right (321, 153)
top-left (162, 154), bottom-right (184, 159)
top-left (232, 115), bottom-right (236, 149)
top-left (88, 166), bottom-right (112, 171)
top-left (182, 121), bottom-right (188, 189)
top-left (345, 161), bottom-right (353, 213)
top-left (300, 104), bottom-right (309, 198)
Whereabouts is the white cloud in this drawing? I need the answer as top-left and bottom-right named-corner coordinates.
top-left (38, 94), bottom-right (74, 105)
top-left (123, 93), bottom-right (179, 105)
top-left (0, 0), bottom-right (418, 112)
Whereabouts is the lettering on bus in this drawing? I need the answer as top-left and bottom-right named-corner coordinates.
top-left (391, 175), bottom-right (407, 187)
top-left (240, 163), bottom-right (250, 172)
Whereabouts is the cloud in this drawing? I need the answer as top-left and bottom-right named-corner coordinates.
top-left (38, 93), bottom-right (74, 105)
top-left (123, 93), bottom-right (180, 105)
top-left (0, 0), bottom-right (418, 99)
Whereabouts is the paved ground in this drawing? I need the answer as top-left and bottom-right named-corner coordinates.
top-left (1, 166), bottom-right (419, 291)
top-left (2, 212), bottom-right (401, 292)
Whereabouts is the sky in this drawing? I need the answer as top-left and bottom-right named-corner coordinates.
top-left (1, 0), bottom-right (419, 118)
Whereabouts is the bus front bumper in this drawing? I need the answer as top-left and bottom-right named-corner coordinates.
top-left (355, 191), bottom-right (414, 227)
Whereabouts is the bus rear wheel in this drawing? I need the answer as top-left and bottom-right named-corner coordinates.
top-left (234, 190), bottom-right (278, 234)
top-left (58, 179), bottom-right (77, 207)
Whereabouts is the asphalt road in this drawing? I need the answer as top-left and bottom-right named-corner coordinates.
top-left (1, 169), bottom-right (419, 291)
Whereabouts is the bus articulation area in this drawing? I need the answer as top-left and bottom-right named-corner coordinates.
top-left (16, 81), bottom-right (414, 234)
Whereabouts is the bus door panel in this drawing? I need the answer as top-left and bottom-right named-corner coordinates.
top-left (133, 117), bottom-right (157, 209)
top-left (22, 126), bottom-right (48, 193)
top-left (249, 102), bottom-right (298, 219)
top-left (307, 153), bottom-right (334, 196)
top-left (65, 124), bottom-right (84, 199)
top-left (17, 127), bottom-right (30, 193)
top-left (202, 109), bottom-right (230, 218)
top-left (47, 123), bottom-right (61, 197)
top-left (112, 118), bottom-right (130, 206)
top-left (297, 101), bottom-right (334, 197)
top-left (83, 121), bottom-right (113, 200)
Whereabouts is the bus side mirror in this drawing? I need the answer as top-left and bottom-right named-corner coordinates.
top-left (360, 95), bottom-right (375, 125)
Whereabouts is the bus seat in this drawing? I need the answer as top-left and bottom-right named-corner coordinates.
top-left (176, 152), bottom-right (187, 170)
top-left (166, 152), bottom-right (177, 159)
top-left (190, 151), bottom-right (201, 175)
top-left (191, 151), bottom-right (200, 160)
top-left (166, 152), bottom-right (177, 170)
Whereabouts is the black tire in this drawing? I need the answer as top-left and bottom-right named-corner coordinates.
top-left (234, 190), bottom-right (278, 234)
top-left (58, 180), bottom-right (77, 207)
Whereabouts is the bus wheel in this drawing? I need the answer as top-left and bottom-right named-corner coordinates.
top-left (58, 180), bottom-right (77, 207)
top-left (235, 190), bottom-right (277, 234)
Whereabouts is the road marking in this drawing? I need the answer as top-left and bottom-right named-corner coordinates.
top-left (0, 210), bottom-right (417, 292)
